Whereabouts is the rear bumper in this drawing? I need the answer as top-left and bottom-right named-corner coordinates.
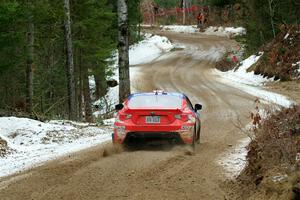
top-left (113, 124), bottom-right (194, 145)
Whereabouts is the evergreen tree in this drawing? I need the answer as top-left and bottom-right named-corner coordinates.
top-left (0, 0), bottom-right (141, 120)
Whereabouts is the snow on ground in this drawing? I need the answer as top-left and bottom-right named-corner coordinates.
top-left (204, 26), bottom-right (246, 37)
top-left (94, 33), bottom-right (175, 117)
top-left (217, 108), bottom-right (271, 179)
top-left (292, 61), bottom-right (300, 75)
top-left (215, 50), bottom-right (294, 179)
top-left (185, 45), bottom-right (225, 62)
top-left (218, 138), bottom-right (251, 179)
top-left (161, 25), bottom-right (199, 33)
top-left (160, 25), bottom-right (246, 37)
top-left (0, 117), bottom-right (112, 178)
top-left (218, 52), bottom-right (270, 86)
top-left (214, 53), bottom-right (295, 107)
top-left (130, 33), bottom-right (174, 65)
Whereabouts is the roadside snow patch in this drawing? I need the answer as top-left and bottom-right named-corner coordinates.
top-left (161, 25), bottom-right (198, 33)
top-left (218, 138), bottom-right (250, 179)
top-left (160, 25), bottom-right (246, 37)
top-left (204, 26), bottom-right (246, 37)
top-left (215, 53), bottom-right (295, 107)
top-left (218, 53), bottom-right (270, 86)
top-left (130, 33), bottom-right (174, 65)
top-left (0, 117), bottom-right (111, 178)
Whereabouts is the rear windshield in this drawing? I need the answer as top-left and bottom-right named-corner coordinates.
top-left (128, 94), bottom-right (183, 109)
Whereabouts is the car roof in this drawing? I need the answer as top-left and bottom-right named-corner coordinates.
top-left (128, 92), bottom-right (185, 100)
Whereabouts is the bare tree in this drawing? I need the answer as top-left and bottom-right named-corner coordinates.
top-left (118, 0), bottom-right (130, 103)
top-left (64, 0), bottom-right (77, 120)
top-left (26, 1), bottom-right (34, 114)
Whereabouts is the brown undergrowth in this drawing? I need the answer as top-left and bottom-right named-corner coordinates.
top-left (230, 105), bottom-right (300, 200)
top-left (249, 25), bottom-right (300, 81)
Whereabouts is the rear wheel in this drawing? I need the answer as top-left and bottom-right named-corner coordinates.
top-left (111, 133), bottom-right (115, 143)
top-left (191, 129), bottom-right (196, 150)
top-left (196, 127), bottom-right (201, 144)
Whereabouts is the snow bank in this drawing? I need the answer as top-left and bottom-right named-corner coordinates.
top-left (218, 108), bottom-right (272, 179)
top-left (0, 117), bottom-right (111, 178)
top-left (130, 33), bottom-right (174, 65)
top-left (219, 53), bottom-right (270, 86)
top-left (160, 25), bottom-right (246, 37)
top-left (218, 138), bottom-right (250, 179)
top-left (215, 53), bottom-right (295, 107)
top-left (204, 26), bottom-right (246, 37)
top-left (161, 25), bottom-right (199, 33)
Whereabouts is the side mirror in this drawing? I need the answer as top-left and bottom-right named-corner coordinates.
top-left (115, 103), bottom-right (124, 111)
top-left (195, 103), bottom-right (202, 111)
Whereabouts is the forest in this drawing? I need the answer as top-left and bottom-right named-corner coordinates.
top-left (0, 0), bottom-right (299, 122)
top-left (0, 0), bottom-right (141, 121)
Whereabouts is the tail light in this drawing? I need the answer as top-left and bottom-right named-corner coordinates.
top-left (116, 114), bottom-right (132, 122)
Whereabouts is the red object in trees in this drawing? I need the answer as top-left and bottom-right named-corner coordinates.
top-left (232, 55), bottom-right (238, 63)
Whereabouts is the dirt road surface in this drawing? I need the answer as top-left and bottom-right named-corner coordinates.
top-left (0, 31), bottom-right (257, 200)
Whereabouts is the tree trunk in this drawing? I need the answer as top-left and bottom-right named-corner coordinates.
top-left (268, 0), bottom-right (276, 38)
top-left (64, 0), bottom-right (77, 120)
top-left (94, 75), bottom-right (101, 100)
top-left (183, 0), bottom-right (186, 25)
top-left (83, 67), bottom-right (93, 122)
top-left (78, 49), bottom-right (83, 120)
top-left (94, 67), bottom-right (107, 100)
top-left (26, 6), bottom-right (34, 114)
top-left (118, 0), bottom-right (130, 103)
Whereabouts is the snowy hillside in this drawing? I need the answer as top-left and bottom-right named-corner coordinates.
top-left (215, 53), bottom-right (294, 107)
top-left (0, 117), bottom-right (112, 177)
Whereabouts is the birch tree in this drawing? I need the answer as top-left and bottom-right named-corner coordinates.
top-left (118, 0), bottom-right (130, 103)
top-left (64, 0), bottom-right (77, 120)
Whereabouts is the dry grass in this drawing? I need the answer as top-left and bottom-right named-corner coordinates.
top-left (235, 105), bottom-right (300, 199)
top-left (0, 137), bottom-right (13, 157)
top-left (266, 80), bottom-right (300, 105)
top-left (215, 52), bottom-right (238, 72)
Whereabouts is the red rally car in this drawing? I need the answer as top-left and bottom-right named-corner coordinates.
top-left (113, 91), bottom-right (202, 147)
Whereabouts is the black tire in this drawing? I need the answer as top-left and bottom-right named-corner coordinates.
top-left (196, 127), bottom-right (201, 144)
top-left (191, 128), bottom-right (196, 150)
top-left (111, 133), bottom-right (115, 143)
